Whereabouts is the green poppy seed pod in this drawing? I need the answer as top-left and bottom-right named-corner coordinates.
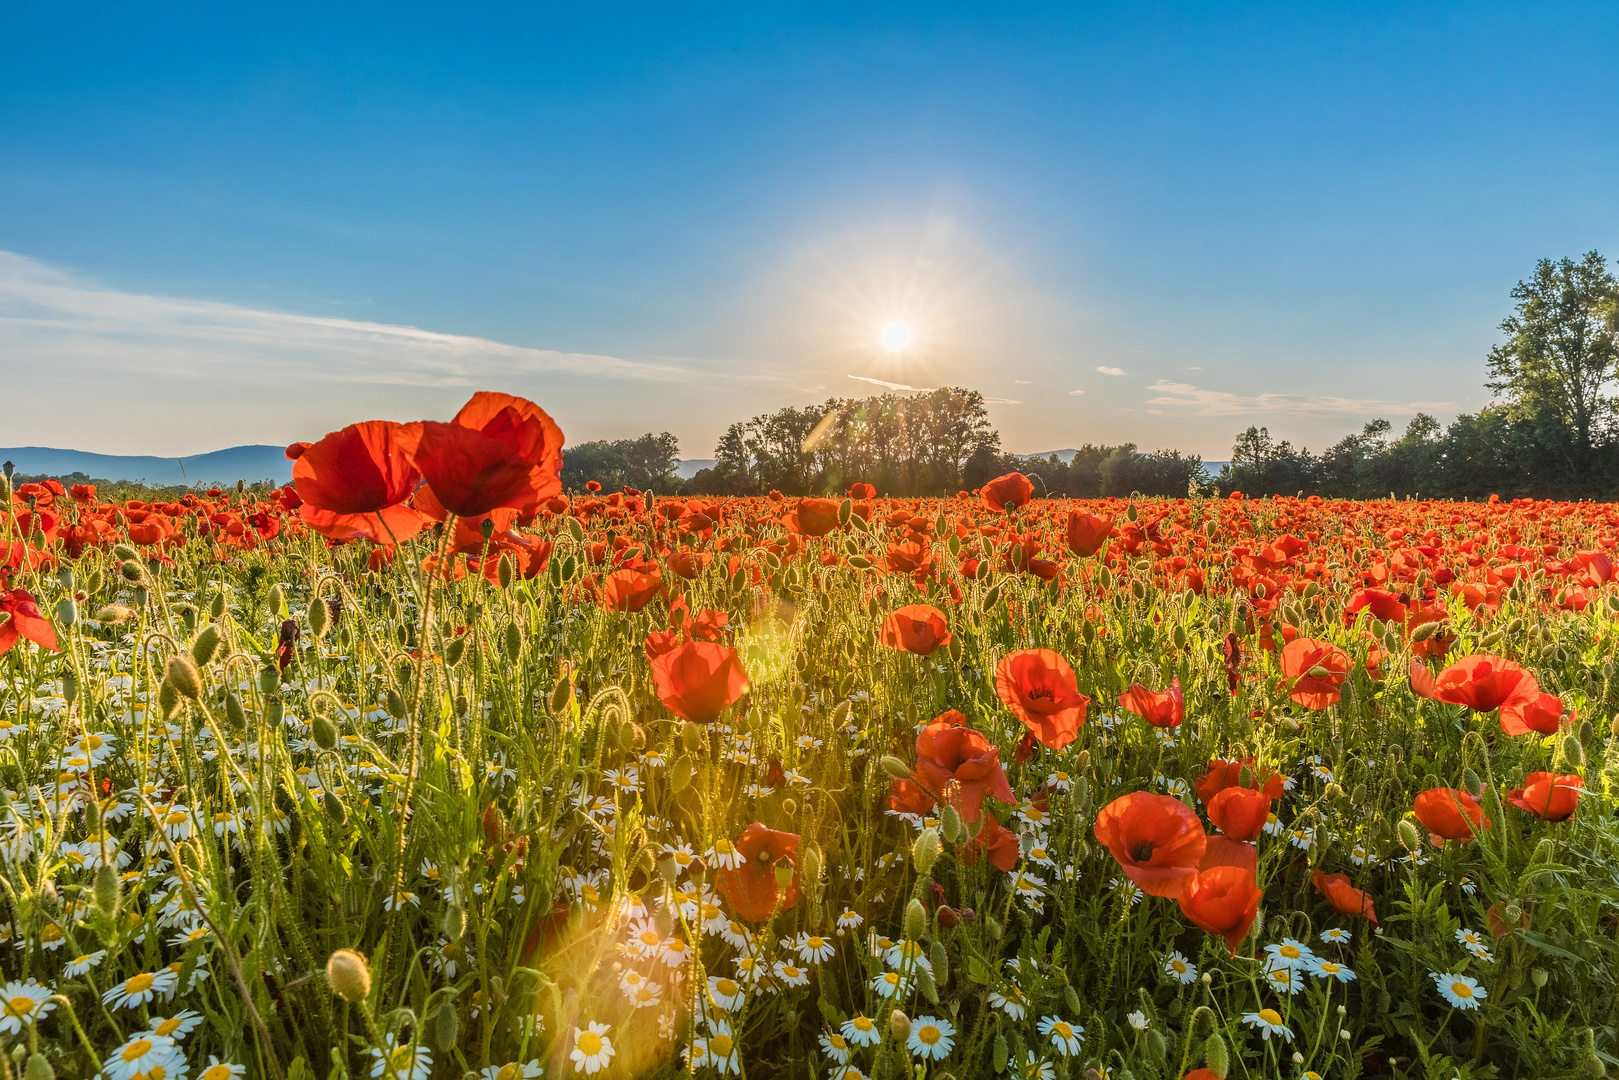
top-left (93, 863), bottom-right (121, 919)
top-left (1204, 1032), bottom-right (1230, 1078)
top-left (61, 669), bottom-right (79, 705)
top-left (268, 583), bottom-right (286, 618)
top-left (830, 700), bottom-right (852, 726)
top-left (312, 712), bottom-right (338, 751)
top-left (657, 851), bottom-right (681, 885)
top-left (929, 940), bottom-right (948, 986)
top-left (912, 828), bottom-right (941, 878)
top-left (1504, 902), bottom-right (1523, 925)
top-left (325, 949), bottom-right (371, 1003)
top-left (444, 634), bottom-right (467, 667)
top-left (889, 1009), bottom-right (911, 1043)
top-left (120, 559), bottom-right (143, 582)
top-left (225, 693), bottom-right (245, 728)
top-left (426, 994), bottom-right (460, 1051)
top-left (322, 791), bottom-right (348, 824)
top-left (498, 552), bottom-right (515, 590)
top-left (549, 678), bottom-right (573, 715)
top-left (904, 898), bottom-right (927, 943)
top-left (191, 624), bottom-right (222, 667)
top-left (669, 754), bottom-right (695, 793)
top-left (210, 591), bottom-right (226, 619)
top-left (1561, 733), bottom-right (1585, 769)
top-left (264, 695), bottom-right (284, 727)
top-left (258, 666), bottom-right (280, 696)
top-left (23, 1054), bottom-right (53, 1080)
top-left (773, 860), bottom-right (795, 893)
top-left (1397, 819), bottom-right (1421, 853)
top-left (941, 805), bottom-right (964, 844)
top-left (881, 756), bottom-right (913, 780)
top-left (1530, 967), bottom-right (1548, 988)
top-left (1461, 767), bottom-right (1482, 798)
top-left (307, 595), bottom-right (330, 639)
top-left (178, 605), bottom-right (198, 632)
top-left (1064, 984), bottom-right (1082, 1014)
top-left (504, 622), bottom-right (523, 662)
top-left (386, 688), bottom-right (407, 720)
top-left (54, 597), bottom-right (77, 627)
top-left (165, 655), bottom-right (202, 700)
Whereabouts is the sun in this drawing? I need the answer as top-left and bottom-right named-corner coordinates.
top-left (880, 321), bottom-right (913, 352)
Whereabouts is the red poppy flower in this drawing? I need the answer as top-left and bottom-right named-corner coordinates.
top-left (1433, 654), bottom-right (1539, 713)
top-left (1344, 588), bottom-right (1407, 626)
top-left (995, 649), bottom-right (1089, 750)
top-left (1064, 511), bottom-right (1112, 557)
top-left (1278, 637), bottom-right (1350, 709)
top-left (783, 498), bottom-right (842, 537)
top-left (69, 484), bottom-right (97, 504)
top-left (879, 604), bottom-right (952, 655)
top-left (0, 588), bottom-right (58, 655)
top-left (961, 812), bottom-right (1020, 872)
top-left (1206, 786), bottom-right (1270, 842)
top-left (887, 777), bottom-right (936, 817)
top-left (1412, 787), bottom-right (1492, 845)
top-left (294, 421), bottom-right (423, 514)
top-left (1498, 691), bottom-right (1565, 736)
top-left (1194, 757), bottom-right (1286, 805)
top-left (714, 822), bottom-right (800, 922)
top-left (1311, 870), bottom-right (1378, 924)
top-left (649, 641), bottom-right (749, 723)
top-left (412, 393), bottom-right (564, 518)
top-left (912, 710), bottom-right (1016, 823)
top-left (1094, 792), bottom-right (1207, 898)
top-left (1178, 865), bottom-right (1262, 956)
top-left (981, 472), bottom-right (1034, 513)
top-left (600, 567), bottom-right (662, 612)
top-left (1410, 659), bottom-right (1439, 700)
top-left (1199, 834), bottom-right (1258, 877)
top-left (848, 483), bottom-right (876, 500)
top-left (1506, 772), bottom-right (1582, 821)
top-left (1120, 677), bottom-right (1184, 728)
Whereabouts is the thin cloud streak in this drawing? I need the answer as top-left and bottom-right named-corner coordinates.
top-left (1147, 380), bottom-right (1453, 418)
top-left (847, 375), bottom-right (937, 392)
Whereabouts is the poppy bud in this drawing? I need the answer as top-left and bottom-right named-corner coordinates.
top-left (165, 655), bottom-right (202, 700)
top-left (498, 552), bottom-right (515, 589)
top-left (802, 844), bottom-right (821, 884)
top-left (669, 754), bottom-right (695, 793)
top-left (225, 693), bottom-right (245, 728)
top-left (930, 940), bottom-right (949, 985)
top-left (1204, 1032), bottom-right (1230, 1078)
top-left (782, 797), bottom-right (797, 816)
top-left (941, 805), bottom-right (964, 844)
top-left (504, 622), bottom-right (523, 662)
top-left (549, 678), bottom-right (573, 715)
top-left (119, 560), bottom-right (143, 583)
top-left (830, 700), bottom-right (852, 726)
top-left (1460, 767), bottom-right (1482, 798)
top-left (24, 1054), bottom-right (52, 1080)
top-left (308, 594), bottom-right (330, 639)
top-left (1560, 733), bottom-right (1585, 769)
top-left (268, 583), bottom-right (286, 618)
top-left (323, 791), bottom-right (347, 824)
top-left (681, 722), bottom-right (703, 751)
top-left (312, 712), bottom-right (338, 751)
top-left (210, 591), bottom-right (227, 619)
top-left (880, 756), bottom-right (913, 779)
top-left (1397, 819), bottom-right (1421, 853)
top-left (444, 634), bottom-right (467, 667)
top-left (426, 993), bottom-right (460, 1051)
top-left (904, 897), bottom-right (927, 942)
top-left (912, 828), bottom-right (941, 877)
top-left (386, 688), bottom-right (407, 720)
top-left (325, 949), bottom-right (371, 1003)
top-left (191, 624), bottom-right (222, 667)
top-left (93, 863), bottom-right (121, 918)
top-left (889, 1009), bottom-right (911, 1043)
top-left (995, 1035), bottom-right (1009, 1071)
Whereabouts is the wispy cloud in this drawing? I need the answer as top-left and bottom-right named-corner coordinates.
top-left (848, 375), bottom-right (936, 392)
top-left (1096, 365), bottom-right (1125, 375)
top-left (1147, 380), bottom-right (1452, 418)
top-left (0, 250), bottom-right (684, 389)
top-left (1068, 389), bottom-right (1086, 396)
top-left (984, 397), bottom-right (1023, 405)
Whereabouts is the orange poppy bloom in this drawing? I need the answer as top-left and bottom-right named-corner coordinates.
top-left (1343, 588), bottom-right (1407, 626)
top-left (912, 710), bottom-right (1016, 823)
top-left (981, 472), bottom-right (1034, 513)
top-left (783, 497), bottom-right (842, 537)
top-left (1433, 654), bottom-right (1539, 713)
top-left (1199, 834), bottom-right (1258, 877)
top-left (961, 812), bottom-right (1020, 872)
top-left (294, 420), bottom-right (423, 514)
top-left (714, 822), bottom-right (800, 922)
top-left (1499, 691), bottom-right (1566, 736)
top-left (1206, 786), bottom-right (1270, 842)
top-left (0, 588), bottom-right (58, 655)
top-left (1064, 511), bottom-right (1112, 557)
top-left (887, 777), bottom-right (935, 817)
top-left (1178, 865), bottom-right (1262, 956)
top-left (1278, 637), bottom-right (1350, 709)
top-left (1506, 772), bottom-right (1582, 821)
top-left (600, 567), bottom-right (662, 612)
top-left (649, 641), bottom-right (749, 723)
top-left (1119, 677), bottom-right (1184, 729)
top-left (1193, 757), bottom-right (1286, 804)
top-left (413, 392), bottom-right (564, 517)
top-left (1094, 792), bottom-right (1207, 898)
top-left (1412, 787), bottom-right (1491, 845)
top-left (879, 605), bottom-right (952, 655)
top-left (1311, 870), bottom-right (1377, 924)
top-left (995, 649), bottom-right (1089, 750)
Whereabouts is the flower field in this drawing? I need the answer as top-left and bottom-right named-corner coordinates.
top-left (1, 393), bottom-right (1617, 1080)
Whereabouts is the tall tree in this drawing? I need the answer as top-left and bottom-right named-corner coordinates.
top-left (1486, 252), bottom-right (1619, 478)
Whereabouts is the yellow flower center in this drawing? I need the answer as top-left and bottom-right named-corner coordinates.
top-left (1053, 1022), bottom-right (1072, 1038)
top-left (1320, 963), bottom-right (1340, 974)
top-left (7, 997), bottom-right (35, 1016)
top-left (125, 973), bottom-right (155, 994)
top-left (713, 839), bottom-right (734, 855)
top-left (806, 936), bottom-right (824, 949)
top-left (711, 1034), bottom-right (734, 1057)
top-left (122, 1039), bottom-right (155, 1061)
top-left (154, 1017), bottom-right (181, 1035)
top-left (1280, 945), bottom-right (1300, 958)
top-left (828, 1034), bottom-right (847, 1049)
top-left (496, 1065), bottom-right (520, 1080)
top-left (1257, 1008), bottom-right (1283, 1025)
top-left (716, 979), bottom-right (738, 996)
top-left (1452, 981), bottom-right (1473, 998)
top-left (201, 1067), bottom-right (234, 1080)
top-left (852, 1017), bottom-right (874, 1031)
top-left (919, 1025), bottom-right (940, 1045)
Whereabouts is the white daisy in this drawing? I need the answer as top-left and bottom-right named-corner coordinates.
top-left (102, 968), bottom-right (179, 1010)
top-left (1037, 1015), bottom-right (1084, 1056)
top-left (706, 976), bottom-right (745, 1012)
top-left (1241, 1008), bottom-right (1293, 1041)
top-left (841, 1015), bottom-right (881, 1047)
top-left (1164, 951), bottom-right (1197, 984)
top-left (0, 980), bottom-right (55, 1033)
top-left (570, 1022), bottom-right (616, 1074)
top-left (819, 1029), bottom-right (852, 1064)
top-left (197, 1058), bottom-right (248, 1080)
top-left (1264, 939), bottom-right (1317, 971)
top-left (369, 1036), bottom-right (432, 1080)
top-left (1319, 927), bottom-right (1352, 945)
top-left (1310, 959), bottom-right (1357, 983)
top-left (870, 970), bottom-right (910, 998)
top-left (104, 1034), bottom-right (183, 1080)
top-left (705, 838), bottom-right (746, 870)
top-left (1455, 928), bottom-right (1493, 961)
top-left (150, 1010), bottom-right (205, 1040)
top-left (1432, 972), bottom-right (1486, 1010)
top-left (907, 1015), bottom-right (955, 1060)
top-left (479, 1062), bottom-right (542, 1080)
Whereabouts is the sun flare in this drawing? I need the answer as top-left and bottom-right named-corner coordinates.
top-left (880, 321), bottom-right (913, 352)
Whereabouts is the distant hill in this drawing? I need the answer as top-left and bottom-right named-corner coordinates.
top-left (1015, 449), bottom-right (1080, 462)
top-left (676, 458), bottom-right (716, 479)
top-left (0, 445), bottom-right (292, 487)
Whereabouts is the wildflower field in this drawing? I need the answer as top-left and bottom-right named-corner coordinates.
top-left (2, 393), bottom-right (1617, 1080)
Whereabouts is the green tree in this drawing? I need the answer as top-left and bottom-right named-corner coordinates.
top-left (561, 432), bottom-right (681, 492)
top-left (1486, 251), bottom-right (1619, 479)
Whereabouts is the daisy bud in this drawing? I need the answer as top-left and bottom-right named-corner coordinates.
top-left (904, 898), bottom-right (927, 942)
top-left (1292, 1052), bottom-right (1304, 1064)
top-left (912, 829), bottom-right (941, 877)
top-left (880, 756), bottom-right (913, 779)
top-left (1340, 1029), bottom-right (1350, 1040)
top-left (165, 655), bottom-right (202, 701)
top-left (889, 1009), bottom-right (911, 1042)
top-left (657, 852), bottom-right (680, 885)
top-left (325, 949), bottom-right (371, 1003)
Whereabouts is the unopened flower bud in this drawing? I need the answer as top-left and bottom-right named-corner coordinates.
top-left (889, 1009), bottom-right (910, 1042)
top-left (165, 655), bottom-right (202, 700)
top-left (904, 898), bottom-right (927, 942)
top-left (880, 756), bottom-right (912, 779)
top-left (325, 949), bottom-right (371, 1003)
top-left (912, 828), bottom-right (941, 877)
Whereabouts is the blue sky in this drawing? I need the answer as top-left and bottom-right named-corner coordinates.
top-left (3, 3), bottom-right (1617, 459)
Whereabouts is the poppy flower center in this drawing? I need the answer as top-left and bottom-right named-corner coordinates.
top-left (1129, 840), bottom-right (1155, 863)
